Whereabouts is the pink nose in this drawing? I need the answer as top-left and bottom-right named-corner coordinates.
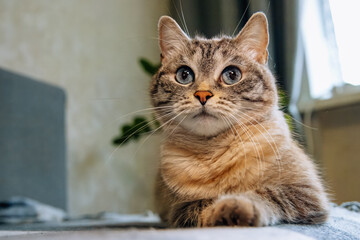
top-left (194, 90), bottom-right (213, 105)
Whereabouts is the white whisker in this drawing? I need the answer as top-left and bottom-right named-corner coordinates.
top-left (131, 110), bottom-right (186, 162)
top-left (105, 111), bottom-right (174, 165)
top-left (221, 114), bottom-right (248, 176)
top-left (235, 112), bottom-right (282, 178)
top-left (167, 114), bottom-right (187, 138)
top-left (114, 106), bottom-right (172, 122)
top-left (232, 2), bottom-right (251, 37)
top-left (228, 113), bottom-right (264, 178)
top-left (179, 0), bottom-right (190, 36)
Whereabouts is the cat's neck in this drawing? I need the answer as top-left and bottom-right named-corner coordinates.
top-left (159, 109), bottom-right (289, 199)
top-left (163, 109), bottom-right (288, 156)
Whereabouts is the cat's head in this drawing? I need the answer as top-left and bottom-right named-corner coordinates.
top-left (150, 12), bottom-right (278, 137)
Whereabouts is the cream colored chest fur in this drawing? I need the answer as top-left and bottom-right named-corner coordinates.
top-left (160, 125), bottom-right (283, 200)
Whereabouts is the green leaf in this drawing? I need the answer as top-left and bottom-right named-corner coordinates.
top-left (112, 116), bottom-right (154, 146)
top-left (139, 58), bottom-right (161, 76)
top-left (134, 117), bottom-right (152, 133)
top-left (113, 57), bottom-right (161, 147)
top-left (122, 125), bottom-right (132, 135)
top-left (113, 135), bottom-right (131, 145)
top-left (278, 88), bottom-right (293, 131)
top-left (278, 88), bottom-right (290, 109)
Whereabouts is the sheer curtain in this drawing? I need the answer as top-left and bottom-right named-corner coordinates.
top-left (290, 0), bottom-right (360, 153)
top-left (300, 0), bottom-right (342, 99)
top-left (292, 0), bottom-right (360, 105)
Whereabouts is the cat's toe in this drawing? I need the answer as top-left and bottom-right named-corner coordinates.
top-left (202, 196), bottom-right (259, 227)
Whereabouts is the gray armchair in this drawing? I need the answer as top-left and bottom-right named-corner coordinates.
top-left (0, 68), bottom-right (66, 210)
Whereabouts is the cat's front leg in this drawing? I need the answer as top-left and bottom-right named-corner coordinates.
top-left (169, 199), bottom-right (214, 227)
top-left (199, 185), bottom-right (328, 227)
top-left (199, 195), bottom-right (273, 227)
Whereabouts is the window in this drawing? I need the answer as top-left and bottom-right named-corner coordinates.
top-left (329, 0), bottom-right (360, 86)
top-left (300, 0), bottom-right (360, 100)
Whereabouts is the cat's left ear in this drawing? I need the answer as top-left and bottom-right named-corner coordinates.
top-left (158, 16), bottom-right (190, 59)
top-left (234, 12), bottom-right (269, 64)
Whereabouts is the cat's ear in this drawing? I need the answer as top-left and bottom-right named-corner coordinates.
top-left (158, 16), bottom-right (190, 59)
top-left (234, 12), bottom-right (269, 64)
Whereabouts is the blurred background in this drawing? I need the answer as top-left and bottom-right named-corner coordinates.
top-left (0, 0), bottom-right (359, 216)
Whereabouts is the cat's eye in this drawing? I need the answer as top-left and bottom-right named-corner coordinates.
top-left (221, 66), bottom-right (242, 85)
top-left (175, 66), bottom-right (195, 85)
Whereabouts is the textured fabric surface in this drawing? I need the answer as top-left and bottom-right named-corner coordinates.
top-left (277, 203), bottom-right (360, 240)
top-left (0, 228), bottom-right (313, 240)
top-left (0, 203), bottom-right (359, 240)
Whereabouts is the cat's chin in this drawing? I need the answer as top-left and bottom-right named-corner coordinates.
top-left (181, 113), bottom-right (228, 137)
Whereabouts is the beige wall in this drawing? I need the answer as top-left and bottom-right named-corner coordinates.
top-left (312, 104), bottom-right (360, 204)
top-left (0, 0), bottom-right (168, 215)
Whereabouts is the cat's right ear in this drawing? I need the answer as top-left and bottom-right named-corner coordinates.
top-left (158, 16), bottom-right (190, 59)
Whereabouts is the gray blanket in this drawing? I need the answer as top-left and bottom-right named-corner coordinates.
top-left (278, 202), bottom-right (360, 240)
top-left (1, 199), bottom-right (359, 240)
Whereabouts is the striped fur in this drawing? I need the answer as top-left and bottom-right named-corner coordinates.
top-left (151, 13), bottom-right (329, 228)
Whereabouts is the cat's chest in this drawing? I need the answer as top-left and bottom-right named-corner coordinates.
top-left (160, 140), bottom-right (268, 200)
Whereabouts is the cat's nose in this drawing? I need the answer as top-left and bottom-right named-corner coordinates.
top-left (194, 90), bottom-right (213, 105)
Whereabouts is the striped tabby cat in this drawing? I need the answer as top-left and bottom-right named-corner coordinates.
top-left (150, 12), bottom-right (328, 227)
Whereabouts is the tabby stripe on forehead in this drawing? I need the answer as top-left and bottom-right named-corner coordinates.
top-left (222, 49), bottom-right (229, 57)
top-left (199, 44), bottom-right (206, 59)
top-left (213, 44), bottom-right (221, 54)
top-left (189, 48), bottom-right (196, 56)
top-left (202, 43), bottom-right (222, 60)
top-left (205, 43), bottom-right (213, 59)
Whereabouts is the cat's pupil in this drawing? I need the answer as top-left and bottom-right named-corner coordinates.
top-left (182, 70), bottom-right (189, 80)
top-left (228, 71), bottom-right (236, 80)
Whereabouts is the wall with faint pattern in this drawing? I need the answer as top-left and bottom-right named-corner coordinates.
top-left (0, 0), bottom-right (168, 215)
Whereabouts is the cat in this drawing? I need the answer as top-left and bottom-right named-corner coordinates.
top-left (150, 12), bottom-right (329, 227)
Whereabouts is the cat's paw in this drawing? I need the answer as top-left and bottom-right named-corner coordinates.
top-left (200, 196), bottom-right (260, 227)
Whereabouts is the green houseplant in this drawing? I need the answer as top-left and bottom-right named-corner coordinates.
top-left (112, 58), bottom-right (161, 146)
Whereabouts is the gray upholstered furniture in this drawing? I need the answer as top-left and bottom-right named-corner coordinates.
top-left (0, 68), bottom-right (66, 210)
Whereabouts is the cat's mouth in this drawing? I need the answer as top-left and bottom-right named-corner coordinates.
top-left (192, 110), bottom-right (217, 120)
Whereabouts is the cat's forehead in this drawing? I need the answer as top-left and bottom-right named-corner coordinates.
top-left (190, 36), bottom-right (232, 54)
top-left (184, 36), bottom-right (236, 73)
